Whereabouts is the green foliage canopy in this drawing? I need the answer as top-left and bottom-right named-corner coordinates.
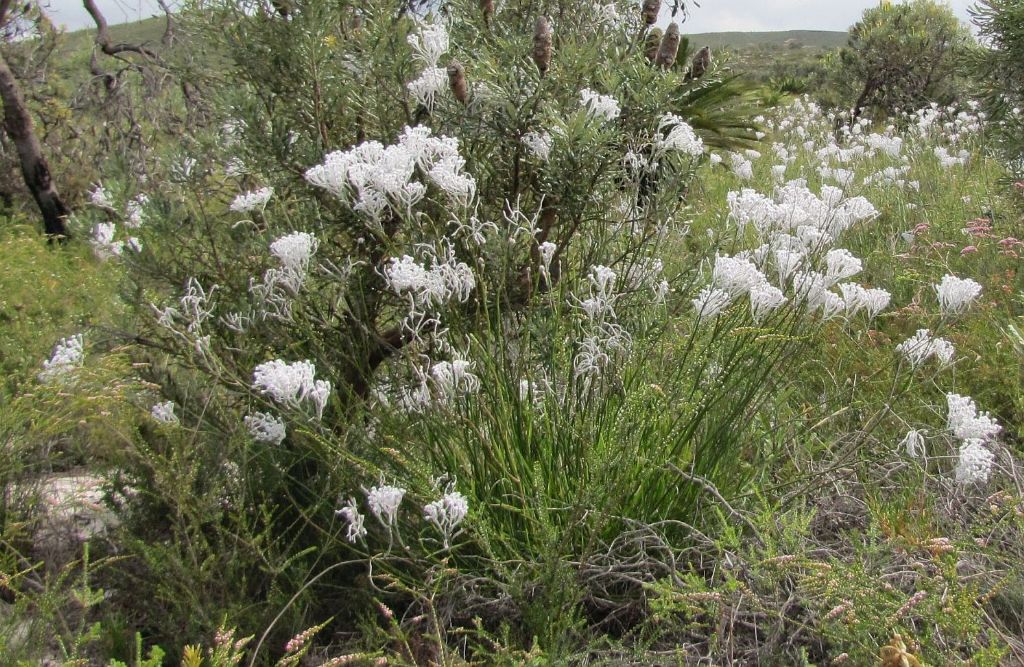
top-left (971, 0), bottom-right (1024, 173)
top-left (825, 0), bottom-right (974, 119)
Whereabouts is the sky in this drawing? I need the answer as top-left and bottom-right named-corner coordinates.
top-left (44, 0), bottom-right (171, 29)
top-left (670, 0), bottom-right (977, 33)
top-left (43, 0), bottom-right (979, 32)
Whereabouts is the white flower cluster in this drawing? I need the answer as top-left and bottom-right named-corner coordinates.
top-left (934, 274), bottom-right (982, 316)
top-left (405, 21), bottom-right (451, 109)
top-left (89, 183), bottom-right (114, 209)
top-left (424, 488), bottom-right (469, 548)
top-left (90, 219), bottom-right (142, 260)
top-left (863, 165), bottom-right (910, 188)
top-left (838, 282), bottom-right (891, 319)
top-left (657, 114), bottom-right (704, 157)
top-left (896, 329), bottom-right (954, 369)
top-left (946, 393), bottom-right (1000, 485)
top-left (522, 131), bottom-right (553, 162)
top-left (934, 146), bottom-right (970, 168)
top-left (817, 166), bottom-right (855, 187)
top-left (151, 400), bottom-right (179, 424)
top-left (337, 478), bottom-right (469, 550)
top-left (430, 357), bottom-right (481, 398)
top-left (39, 334), bottom-right (85, 382)
top-left (252, 359), bottom-right (331, 420)
top-left (538, 240), bottom-right (557, 284)
top-left (727, 181), bottom-right (877, 241)
top-left (155, 277), bottom-right (217, 340)
top-left (694, 254), bottom-right (787, 323)
top-left (336, 497), bottom-right (367, 543)
top-left (692, 286), bottom-right (732, 318)
top-left (229, 186), bottom-right (274, 213)
top-left (729, 152), bottom-right (754, 180)
top-left (383, 250), bottom-right (475, 313)
top-left (791, 271), bottom-right (846, 319)
top-left (244, 412), bottom-right (286, 445)
top-left (580, 88), bottom-right (620, 122)
top-left (270, 232), bottom-right (318, 290)
top-left (407, 21), bottom-right (448, 68)
top-left (571, 266), bottom-right (633, 385)
top-left (574, 264), bottom-right (619, 322)
top-left (250, 232), bottom-right (319, 320)
top-left (124, 194), bottom-right (148, 229)
top-left (407, 66), bottom-right (447, 109)
top-left (366, 483), bottom-right (406, 530)
top-left (900, 429), bottom-right (926, 458)
top-left (91, 222), bottom-right (124, 260)
top-left (956, 440), bottom-right (995, 485)
top-left (305, 126), bottom-right (476, 218)
top-left (714, 180), bottom-right (890, 324)
top-left (946, 393), bottom-right (1001, 442)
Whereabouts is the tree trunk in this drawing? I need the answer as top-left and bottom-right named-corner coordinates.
top-left (0, 50), bottom-right (69, 237)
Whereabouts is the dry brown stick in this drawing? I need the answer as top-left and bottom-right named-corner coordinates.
top-left (82, 0), bottom-right (160, 60)
top-left (668, 463), bottom-right (766, 548)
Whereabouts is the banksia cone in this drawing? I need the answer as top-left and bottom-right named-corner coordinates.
top-left (644, 28), bottom-right (662, 62)
top-left (655, 22), bottom-right (680, 69)
top-left (448, 60), bottom-right (468, 104)
top-left (641, 0), bottom-right (660, 26)
top-left (688, 46), bottom-right (712, 80)
top-left (532, 16), bottom-right (552, 75)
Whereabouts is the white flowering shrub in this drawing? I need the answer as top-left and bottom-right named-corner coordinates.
top-left (105, 0), bottom-right (792, 643)
top-left (82, 1), bottom-right (1024, 660)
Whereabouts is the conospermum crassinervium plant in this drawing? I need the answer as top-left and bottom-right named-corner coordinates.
top-left (103, 0), bottom-right (837, 655)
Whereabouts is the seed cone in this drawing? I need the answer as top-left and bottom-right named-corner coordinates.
top-left (688, 45), bottom-right (712, 80)
top-left (655, 22), bottom-right (680, 69)
top-left (644, 28), bottom-right (663, 63)
top-left (448, 60), bottom-right (468, 104)
top-left (532, 16), bottom-right (552, 75)
top-left (641, 0), bottom-right (660, 26)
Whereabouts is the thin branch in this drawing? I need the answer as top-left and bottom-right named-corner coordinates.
top-left (82, 0), bottom-right (160, 60)
top-left (668, 463), bottom-right (766, 548)
top-left (155, 0), bottom-right (174, 46)
top-left (0, 0), bottom-right (12, 30)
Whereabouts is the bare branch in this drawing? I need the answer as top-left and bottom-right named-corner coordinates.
top-left (155, 0), bottom-right (174, 46)
top-left (0, 0), bottom-right (13, 30)
top-left (82, 0), bottom-right (160, 60)
top-left (0, 50), bottom-right (69, 237)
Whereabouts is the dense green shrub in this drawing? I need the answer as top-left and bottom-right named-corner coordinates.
top-left (77, 0), bottom-right (782, 658)
top-left (822, 0), bottom-right (974, 120)
top-left (971, 0), bottom-right (1024, 175)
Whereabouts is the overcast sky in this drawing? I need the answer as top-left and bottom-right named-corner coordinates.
top-left (43, 0), bottom-right (978, 32)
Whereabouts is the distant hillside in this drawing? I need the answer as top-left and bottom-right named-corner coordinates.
top-left (64, 19), bottom-right (846, 51)
top-left (686, 30), bottom-right (848, 50)
top-left (61, 15), bottom-right (168, 55)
